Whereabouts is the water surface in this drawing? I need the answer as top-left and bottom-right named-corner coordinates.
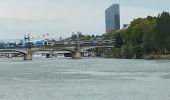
top-left (0, 58), bottom-right (170, 100)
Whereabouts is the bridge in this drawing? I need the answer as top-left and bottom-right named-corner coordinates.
top-left (0, 43), bottom-right (114, 60)
top-left (0, 34), bottom-right (115, 60)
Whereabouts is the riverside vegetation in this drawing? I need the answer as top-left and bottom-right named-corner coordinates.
top-left (103, 12), bottom-right (170, 59)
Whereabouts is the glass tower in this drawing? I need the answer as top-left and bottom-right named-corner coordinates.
top-left (105, 4), bottom-right (120, 33)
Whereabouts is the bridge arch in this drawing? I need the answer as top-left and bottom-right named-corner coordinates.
top-left (0, 50), bottom-right (27, 54)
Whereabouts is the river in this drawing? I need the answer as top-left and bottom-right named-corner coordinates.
top-left (0, 57), bottom-right (170, 100)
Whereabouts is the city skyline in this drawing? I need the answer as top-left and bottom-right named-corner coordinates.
top-left (0, 0), bottom-right (169, 39)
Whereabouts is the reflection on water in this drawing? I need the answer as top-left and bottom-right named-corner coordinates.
top-left (0, 58), bottom-right (170, 100)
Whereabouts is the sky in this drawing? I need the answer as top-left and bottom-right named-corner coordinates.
top-left (0, 0), bottom-right (169, 39)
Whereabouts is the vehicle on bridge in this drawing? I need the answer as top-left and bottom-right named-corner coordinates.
top-left (0, 40), bottom-right (47, 48)
top-left (0, 42), bottom-right (7, 47)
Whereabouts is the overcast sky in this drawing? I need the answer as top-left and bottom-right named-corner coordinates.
top-left (0, 0), bottom-right (169, 39)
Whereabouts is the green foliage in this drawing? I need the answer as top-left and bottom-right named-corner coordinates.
top-left (133, 45), bottom-right (144, 58)
top-left (118, 15), bottom-right (158, 56)
top-left (125, 16), bottom-right (157, 46)
top-left (154, 12), bottom-right (170, 51)
top-left (114, 33), bottom-right (124, 48)
top-left (120, 45), bottom-right (143, 59)
top-left (121, 44), bottom-right (135, 59)
top-left (71, 33), bottom-right (96, 41)
top-left (112, 48), bottom-right (122, 58)
top-left (103, 11), bottom-right (170, 58)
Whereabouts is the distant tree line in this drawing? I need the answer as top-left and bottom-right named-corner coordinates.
top-left (71, 32), bottom-right (101, 41)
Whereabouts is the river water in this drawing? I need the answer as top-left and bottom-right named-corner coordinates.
top-left (0, 57), bottom-right (170, 100)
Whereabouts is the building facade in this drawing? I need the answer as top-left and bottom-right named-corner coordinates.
top-left (105, 4), bottom-right (120, 33)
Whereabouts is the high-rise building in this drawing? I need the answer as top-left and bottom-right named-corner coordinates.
top-left (105, 4), bottom-right (120, 33)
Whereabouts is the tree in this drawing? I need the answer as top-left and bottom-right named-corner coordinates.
top-left (121, 44), bottom-right (135, 59)
top-left (154, 12), bottom-right (170, 52)
top-left (114, 33), bottom-right (123, 48)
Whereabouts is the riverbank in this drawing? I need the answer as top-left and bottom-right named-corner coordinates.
top-left (105, 52), bottom-right (170, 60)
top-left (143, 54), bottom-right (170, 60)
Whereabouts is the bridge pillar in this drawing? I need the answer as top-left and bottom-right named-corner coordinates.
top-left (72, 51), bottom-right (81, 59)
top-left (46, 53), bottom-right (53, 58)
top-left (23, 53), bottom-right (32, 60)
top-left (8, 53), bottom-right (13, 58)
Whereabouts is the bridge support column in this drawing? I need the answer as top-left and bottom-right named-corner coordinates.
top-left (72, 52), bottom-right (81, 59)
top-left (24, 53), bottom-right (32, 60)
top-left (46, 53), bottom-right (52, 58)
top-left (8, 53), bottom-right (13, 58)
